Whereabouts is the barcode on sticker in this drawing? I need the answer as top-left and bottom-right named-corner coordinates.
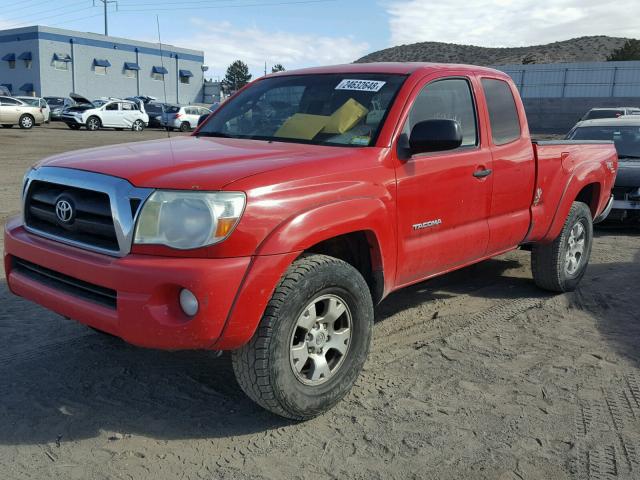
top-left (335, 79), bottom-right (386, 92)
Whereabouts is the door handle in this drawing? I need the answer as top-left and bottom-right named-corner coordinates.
top-left (473, 168), bottom-right (493, 178)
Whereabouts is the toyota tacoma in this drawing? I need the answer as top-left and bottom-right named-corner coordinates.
top-left (4, 63), bottom-right (618, 419)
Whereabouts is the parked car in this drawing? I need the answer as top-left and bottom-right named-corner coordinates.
top-left (43, 96), bottom-right (76, 121)
top-left (581, 107), bottom-right (640, 121)
top-left (5, 63), bottom-right (617, 419)
top-left (16, 96), bottom-right (51, 123)
top-left (61, 93), bottom-right (149, 131)
top-left (567, 117), bottom-right (640, 223)
top-left (0, 95), bottom-right (45, 129)
top-left (144, 102), bottom-right (174, 128)
top-left (163, 105), bottom-right (212, 131)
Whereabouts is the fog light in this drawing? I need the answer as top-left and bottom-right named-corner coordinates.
top-left (179, 289), bottom-right (199, 317)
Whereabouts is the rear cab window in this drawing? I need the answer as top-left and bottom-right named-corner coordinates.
top-left (481, 78), bottom-right (521, 145)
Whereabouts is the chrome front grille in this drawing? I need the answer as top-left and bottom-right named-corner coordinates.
top-left (23, 167), bottom-right (153, 257)
top-left (26, 180), bottom-right (119, 251)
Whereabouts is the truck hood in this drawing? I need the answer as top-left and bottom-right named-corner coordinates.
top-left (37, 136), bottom-right (351, 190)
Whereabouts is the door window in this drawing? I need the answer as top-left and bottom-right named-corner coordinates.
top-left (481, 78), bottom-right (521, 145)
top-left (405, 78), bottom-right (478, 148)
top-left (1, 97), bottom-right (21, 106)
top-left (105, 103), bottom-right (119, 111)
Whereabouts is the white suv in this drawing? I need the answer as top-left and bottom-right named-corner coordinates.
top-left (163, 105), bottom-right (211, 132)
top-left (61, 93), bottom-right (149, 131)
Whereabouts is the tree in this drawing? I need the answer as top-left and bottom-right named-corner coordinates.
top-left (222, 60), bottom-right (252, 93)
top-left (271, 64), bottom-right (286, 73)
top-left (607, 40), bottom-right (640, 61)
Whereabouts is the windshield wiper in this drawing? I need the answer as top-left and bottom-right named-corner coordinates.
top-left (197, 131), bottom-right (233, 138)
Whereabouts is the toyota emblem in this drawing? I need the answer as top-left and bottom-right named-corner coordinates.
top-left (55, 199), bottom-right (74, 223)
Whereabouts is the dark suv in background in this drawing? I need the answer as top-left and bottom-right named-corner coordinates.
top-left (44, 97), bottom-right (76, 121)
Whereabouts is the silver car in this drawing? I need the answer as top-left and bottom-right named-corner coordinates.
top-left (567, 117), bottom-right (640, 223)
top-left (0, 96), bottom-right (45, 129)
top-left (16, 96), bottom-right (51, 123)
top-left (163, 105), bottom-right (212, 132)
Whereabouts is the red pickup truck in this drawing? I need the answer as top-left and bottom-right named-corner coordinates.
top-left (4, 63), bottom-right (617, 419)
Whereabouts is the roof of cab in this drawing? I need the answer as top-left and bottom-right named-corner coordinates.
top-left (267, 62), bottom-right (511, 79)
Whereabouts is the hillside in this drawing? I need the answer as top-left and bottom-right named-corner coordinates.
top-left (355, 36), bottom-right (633, 66)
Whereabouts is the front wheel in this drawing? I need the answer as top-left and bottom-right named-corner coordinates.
top-left (531, 201), bottom-right (593, 292)
top-left (86, 116), bottom-right (101, 131)
top-left (232, 254), bottom-right (373, 420)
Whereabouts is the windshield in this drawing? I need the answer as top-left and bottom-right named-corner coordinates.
top-left (19, 98), bottom-right (39, 107)
top-left (146, 103), bottom-right (164, 114)
top-left (568, 125), bottom-right (640, 158)
top-left (198, 73), bottom-right (407, 147)
top-left (584, 109), bottom-right (623, 120)
top-left (44, 97), bottom-right (65, 106)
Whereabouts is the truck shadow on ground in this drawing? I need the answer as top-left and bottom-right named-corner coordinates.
top-left (0, 226), bottom-right (636, 445)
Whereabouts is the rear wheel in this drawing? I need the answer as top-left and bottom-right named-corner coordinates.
top-left (18, 114), bottom-right (34, 129)
top-left (232, 254), bottom-right (373, 420)
top-left (531, 201), bottom-right (593, 292)
top-left (86, 116), bottom-right (101, 131)
top-left (179, 122), bottom-right (191, 132)
top-left (132, 120), bottom-right (144, 132)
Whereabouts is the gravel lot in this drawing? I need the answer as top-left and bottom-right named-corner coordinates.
top-left (1, 124), bottom-right (639, 480)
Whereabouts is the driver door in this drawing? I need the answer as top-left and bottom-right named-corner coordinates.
top-left (101, 102), bottom-right (121, 127)
top-left (394, 75), bottom-right (493, 286)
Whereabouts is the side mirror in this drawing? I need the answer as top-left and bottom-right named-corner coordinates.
top-left (197, 114), bottom-right (209, 127)
top-left (409, 119), bottom-right (463, 155)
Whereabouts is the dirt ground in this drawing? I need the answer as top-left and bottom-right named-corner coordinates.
top-left (1, 124), bottom-right (639, 480)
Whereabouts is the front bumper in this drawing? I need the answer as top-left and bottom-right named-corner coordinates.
top-left (61, 115), bottom-right (84, 125)
top-left (4, 218), bottom-right (251, 350)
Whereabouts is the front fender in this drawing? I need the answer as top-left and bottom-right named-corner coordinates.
top-left (215, 197), bottom-right (397, 350)
top-left (256, 196), bottom-right (396, 285)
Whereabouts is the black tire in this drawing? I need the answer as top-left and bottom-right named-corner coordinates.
top-left (531, 201), bottom-right (593, 292)
top-left (67, 124), bottom-right (81, 130)
top-left (232, 254), bottom-right (373, 420)
top-left (86, 116), bottom-right (101, 131)
top-left (18, 114), bottom-right (34, 129)
top-left (179, 122), bottom-right (191, 132)
top-left (1, 124), bottom-right (13, 128)
top-left (132, 120), bottom-right (144, 132)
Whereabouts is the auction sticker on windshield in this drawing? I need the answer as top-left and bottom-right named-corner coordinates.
top-left (336, 79), bottom-right (386, 92)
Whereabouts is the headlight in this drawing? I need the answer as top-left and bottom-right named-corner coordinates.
top-left (133, 191), bottom-right (246, 249)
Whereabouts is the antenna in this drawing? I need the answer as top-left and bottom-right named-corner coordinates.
top-left (93, 0), bottom-right (118, 36)
top-left (156, 14), bottom-right (171, 139)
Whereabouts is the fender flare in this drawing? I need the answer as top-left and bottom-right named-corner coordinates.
top-left (541, 163), bottom-right (605, 243)
top-left (256, 197), bottom-right (396, 283)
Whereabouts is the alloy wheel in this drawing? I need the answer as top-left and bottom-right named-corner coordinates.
top-left (565, 220), bottom-right (586, 276)
top-left (289, 294), bottom-right (352, 386)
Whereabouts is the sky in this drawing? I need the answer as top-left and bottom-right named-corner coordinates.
top-left (0, 0), bottom-right (638, 79)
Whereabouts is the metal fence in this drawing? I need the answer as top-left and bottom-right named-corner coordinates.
top-left (495, 60), bottom-right (640, 98)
